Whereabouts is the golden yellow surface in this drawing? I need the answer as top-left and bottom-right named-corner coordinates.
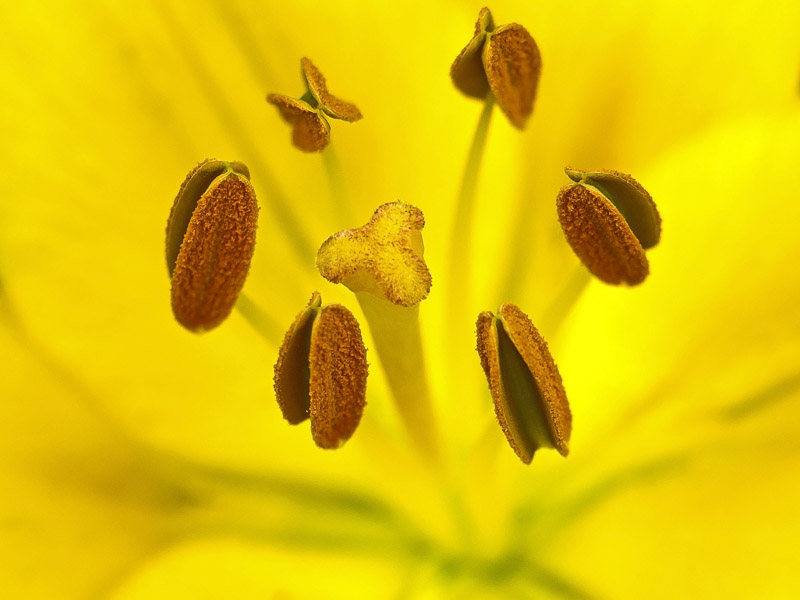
top-left (1, 1), bottom-right (799, 598)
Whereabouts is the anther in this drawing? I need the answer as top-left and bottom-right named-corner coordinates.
top-left (316, 202), bottom-right (432, 307)
top-left (557, 167), bottom-right (661, 285)
top-left (476, 303), bottom-right (571, 464)
top-left (266, 94), bottom-right (330, 153)
top-left (301, 58), bottom-right (363, 123)
top-left (268, 57), bottom-right (362, 153)
top-left (274, 292), bottom-right (368, 449)
top-left (450, 7), bottom-right (541, 129)
top-left (166, 159), bottom-right (259, 333)
top-left (450, 7), bottom-right (495, 99)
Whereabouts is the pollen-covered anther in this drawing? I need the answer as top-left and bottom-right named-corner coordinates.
top-left (266, 94), bottom-right (330, 153)
top-left (267, 57), bottom-right (361, 153)
top-left (274, 292), bottom-right (368, 449)
top-left (450, 7), bottom-right (495, 99)
top-left (557, 167), bottom-right (662, 285)
top-left (316, 202), bottom-right (432, 307)
top-left (166, 159), bottom-right (259, 333)
top-left (476, 303), bottom-right (571, 464)
top-left (302, 57), bottom-right (362, 122)
top-left (483, 23), bottom-right (541, 129)
top-left (450, 7), bottom-right (541, 129)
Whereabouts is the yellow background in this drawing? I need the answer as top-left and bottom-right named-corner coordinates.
top-left (1, 1), bottom-right (799, 598)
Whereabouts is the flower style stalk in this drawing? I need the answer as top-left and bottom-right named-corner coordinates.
top-left (317, 202), bottom-right (440, 463)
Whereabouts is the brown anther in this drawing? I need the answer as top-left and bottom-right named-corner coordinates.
top-left (274, 292), bottom-right (321, 425)
top-left (167, 159), bottom-right (259, 333)
top-left (565, 168), bottom-right (662, 249)
top-left (316, 202), bottom-right (432, 307)
top-left (274, 293), bottom-right (368, 449)
top-left (450, 7), bottom-right (495, 99)
top-left (301, 57), bottom-right (363, 122)
top-left (308, 303), bottom-right (368, 449)
top-left (483, 23), bottom-right (541, 129)
top-left (267, 94), bottom-right (330, 152)
top-left (558, 168), bottom-right (660, 285)
top-left (476, 303), bottom-right (571, 464)
top-left (450, 8), bottom-right (541, 129)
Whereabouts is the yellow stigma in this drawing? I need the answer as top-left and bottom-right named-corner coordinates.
top-left (316, 202), bottom-right (432, 307)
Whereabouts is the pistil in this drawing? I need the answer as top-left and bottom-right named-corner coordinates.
top-left (355, 291), bottom-right (439, 462)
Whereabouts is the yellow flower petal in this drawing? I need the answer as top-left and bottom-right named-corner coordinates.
top-left (2, 1), bottom-right (800, 598)
top-left (107, 539), bottom-right (404, 599)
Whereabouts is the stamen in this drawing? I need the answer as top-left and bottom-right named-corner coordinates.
top-left (309, 303), bottom-right (369, 449)
top-left (167, 159), bottom-right (259, 333)
top-left (274, 292), bottom-right (368, 449)
top-left (442, 96), bottom-right (494, 421)
top-left (483, 23), bottom-right (541, 130)
top-left (268, 57), bottom-right (362, 153)
top-left (557, 167), bottom-right (661, 285)
top-left (450, 7), bottom-right (541, 130)
top-left (450, 7), bottom-right (495, 99)
top-left (266, 94), bottom-right (331, 153)
top-left (317, 203), bottom-right (439, 462)
top-left (565, 168), bottom-right (661, 249)
top-left (445, 8), bottom-right (540, 371)
top-left (476, 303), bottom-right (571, 464)
top-left (301, 57), bottom-right (363, 122)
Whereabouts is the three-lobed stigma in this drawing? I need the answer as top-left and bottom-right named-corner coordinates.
top-left (316, 202), bottom-right (432, 307)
